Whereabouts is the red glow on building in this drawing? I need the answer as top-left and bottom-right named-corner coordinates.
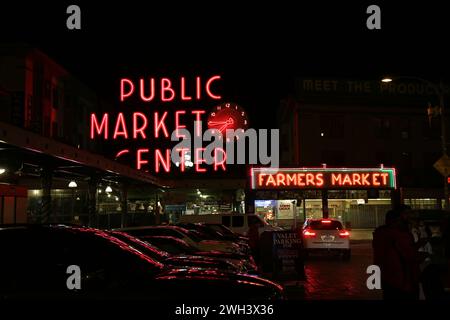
top-left (139, 78), bottom-right (155, 102)
top-left (206, 75), bottom-right (221, 100)
top-left (120, 78), bottom-right (134, 102)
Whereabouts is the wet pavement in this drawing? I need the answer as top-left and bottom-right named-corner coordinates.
top-left (284, 241), bottom-right (382, 300)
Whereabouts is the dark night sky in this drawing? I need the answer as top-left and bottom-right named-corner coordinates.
top-left (2, 1), bottom-right (450, 129)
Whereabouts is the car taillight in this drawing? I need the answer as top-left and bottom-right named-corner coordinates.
top-left (339, 230), bottom-right (350, 238)
top-left (303, 230), bottom-right (316, 238)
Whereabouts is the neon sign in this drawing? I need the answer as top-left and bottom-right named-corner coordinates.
top-left (250, 167), bottom-right (397, 190)
top-left (89, 75), bottom-right (236, 174)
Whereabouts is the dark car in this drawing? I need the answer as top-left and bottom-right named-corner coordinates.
top-left (108, 231), bottom-right (242, 273)
top-left (140, 235), bottom-right (258, 274)
top-left (0, 225), bottom-right (281, 300)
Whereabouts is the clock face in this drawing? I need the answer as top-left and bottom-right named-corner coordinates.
top-left (207, 102), bottom-right (249, 138)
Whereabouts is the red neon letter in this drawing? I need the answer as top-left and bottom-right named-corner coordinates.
top-left (113, 113), bottom-right (128, 139)
top-left (331, 173), bottom-right (341, 186)
top-left (195, 148), bottom-right (207, 173)
top-left (137, 149), bottom-right (149, 170)
top-left (372, 173), bottom-right (381, 186)
top-left (161, 78), bottom-right (175, 102)
top-left (90, 113), bottom-right (108, 139)
top-left (206, 75), bottom-right (222, 99)
top-left (352, 173), bottom-right (362, 186)
top-left (120, 78), bottom-right (134, 102)
top-left (196, 77), bottom-right (201, 100)
top-left (176, 148), bottom-right (189, 172)
top-left (276, 173), bottom-right (286, 186)
top-left (298, 173), bottom-right (306, 186)
top-left (155, 149), bottom-right (171, 173)
top-left (306, 173), bottom-right (316, 186)
top-left (181, 77), bottom-right (192, 101)
top-left (214, 148), bottom-right (227, 171)
top-left (361, 173), bottom-right (370, 186)
top-left (265, 174), bottom-right (276, 187)
top-left (154, 111), bottom-right (169, 138)
top-left (133, 112), bottom-right (148, 139)
top-left (175, 110), bottom-right (186, 138)
top-left (191, 110), bottom-right (206, 137)
top-left (139, 78), bottom-right (155, 102)
top-left (316, 174), bottom-right (324, 187)
top-left (380, 173), bottom-right (389, 185)
top-left (286, 174), bottom-right (297, 186)
top-left (258, 174), bottom-right (266, 187)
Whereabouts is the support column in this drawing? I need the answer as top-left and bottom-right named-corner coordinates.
top-left (245, 190), bottom-right (256, 214)
top-left (87, 176), bottom-right (100, 228)
top-left (322, 189), bottom-right (329, 219)
top-left (40, 166), bottom-right (53, 223)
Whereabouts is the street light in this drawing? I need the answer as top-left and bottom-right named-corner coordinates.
top-left (0, 168), bottom-right (6, 175)
top-left (68, 180), bottom-right (77, 188)
top-left (68, 180), bottom-right (77, 222)
top-left (381, 76), bottom-right (449, 209)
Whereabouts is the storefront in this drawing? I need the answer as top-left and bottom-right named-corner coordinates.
top-left (249, 167), bottom-right (397, 228)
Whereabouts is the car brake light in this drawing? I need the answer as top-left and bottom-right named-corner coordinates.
top-left (339, 230), bottom-right (350, 238)
top-left (321, 220), bottom-right (332, 223)
top-left (303, 230), bottom-right (316, 238)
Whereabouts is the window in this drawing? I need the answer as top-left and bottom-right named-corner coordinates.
top-left (232, 216), bottom-right (244, 227)
top-left (52, 87), bottom-right (59, 109)
top-left (374, 118), bottom-right (391, 139)
top-left (320, 116), bottom-right (344, 138)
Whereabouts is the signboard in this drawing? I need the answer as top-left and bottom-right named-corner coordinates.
top-left (251, 167), bottom-right (396, 190)
top-left (272, 230), bottom-right (303, 278)
top-left (277, 200), bottom-right (294, 219)
top-left (434, 155), bottom-right (450, 177)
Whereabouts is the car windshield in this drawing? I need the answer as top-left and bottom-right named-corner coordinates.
top-left (308, 220), bottom-right (343, 230)
top-left (109, 232), bottom-right (170, 261)
top-left (143, 237), bottom-right (197, 255)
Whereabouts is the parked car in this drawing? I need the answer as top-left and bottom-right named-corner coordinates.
top-left (178, 214), bottom-right (281, 235)
top-left (177, 223), bottom-right (250, 254)
top-left (117, 225), bottom-right (242, 254)
top-left (301, 218), bottom-right (351, 260)
top-left (0, 224), bottom-right (283, 300)
top-left (141, 235), bottom-right (258, 274)
top-left (108, 231), bottom-right (242, 273)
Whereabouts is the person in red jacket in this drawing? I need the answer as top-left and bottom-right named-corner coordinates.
top-left (373, 206), bottom-right (420, 300)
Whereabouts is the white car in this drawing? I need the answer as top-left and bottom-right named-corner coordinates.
top-left (301, 218), bottom-right (351, 260)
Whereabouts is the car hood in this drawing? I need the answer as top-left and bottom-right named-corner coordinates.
top-left (156, 268), bottom-right (283, 291)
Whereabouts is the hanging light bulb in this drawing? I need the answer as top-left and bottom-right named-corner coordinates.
top-left (105, 186), bottom-right (113, 193)
top-left (68, 181), bottom-right (77, 188)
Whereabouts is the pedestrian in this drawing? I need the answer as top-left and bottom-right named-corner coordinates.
top-left (373, 205), bottom-right (420, 300)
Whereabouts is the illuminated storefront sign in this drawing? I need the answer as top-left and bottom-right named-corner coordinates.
top-left (250, 167), bottom-right (396, 190)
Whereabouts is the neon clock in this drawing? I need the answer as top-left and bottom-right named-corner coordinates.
top-left (207, 102), bottom-right (249, 136)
